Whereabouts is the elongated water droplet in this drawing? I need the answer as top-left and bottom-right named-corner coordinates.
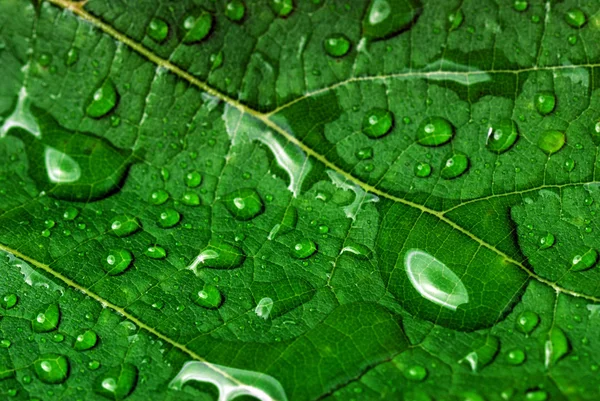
top-left (404, 249), bottom-right (469, 310)
top-left (268, 207), bottom-right (297, 240)
top-left (459, 336), bottom-right (499, 372)
top-left (571, 248), bottom-right (598, 271)
top-left (1, 294), bottom-right (17, 309)
top-left (32, 303), bottom-right (60, 333)
top-left (323, 34), bottom-right (351, 57)
top-left (147, 18), bottom-right (169, 42)
top-left (188, 241), bottom-right (245, 271)
top-left (73, 330), bottom-right (98, 351)
top-left (270, 0), bottom-right (294, 18)
top-left (448, 9), bottom-right (463, 31)
top-left (34, 354), bottom-right (69, 384)
top-left (66, 48), bottom-right (79, 66)
top-left (149, 189), bottom-right (169, 205)
top-left (181, 192), bottom-right (201, 206)
top-left (486, 119), bottom-right (519, 153)
top-left (416, 117), bottom-right (454, 146)
top-left (403, 365), bottom-right (427, 381)
top-left (62, 206), bottom-right (79, 221)
top-left (565, 8), bottom-right (586, 28)
top-left (505, 348), bottom-right (526, 365)
top-left (182, 10), bottom-right (213, 43)
top-left (103, 249), bottom-right (133, 275)
top-left (441, 152), bottom-right (469, 179)
top-left (538, 130), bottom-right (565, 154)
top-left (362, 108), bottom-right (393, 138)
top-left (255, 297), bottom-right (274, 320)
top-left (145, 246), bottom-right (167, 259)
top-left (539, 233), bottom-right (555, 250)
top-left (291, 239), bottom-right (317, 259)
top-left (110, 215), bottom-right (141, 237)
top-left (362, 0), bottom-right (421, 40)
top-left (544, 327), bottom-right (569, 369)
top-left (534, 92), bottom-right (556, 116)
top-left (158, 208), bottom-right (181, 228)
top-left (516, 310), bottom-right (539, 335)
top-left (414, 161), bottom-right (431, 177)
top-left (193, 284), bottom-right (222, 309)
top-left (223, 188), bottom-right (264, 220)
top-left (225, 1), bottom-right (246, 22)
top-left (564, 158), bottom-right (575, 172)
top-left (86, 79), bottom-right (118, 118)
top-left (340, 241), bottom-right (372, 260)
top-left (93, 364), bottom-right (138, 400)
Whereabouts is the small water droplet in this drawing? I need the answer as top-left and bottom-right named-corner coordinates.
top-left (110, 215), bottom-right (141, 237)
top-left (539, 233), bottom-right (555, 250)
top-left (225, 1), bottom-right (246, 22)
top-left (88, 360), bottom-right (101, 370)
top-left (534, 92), bottom-right (556, 116)
top-left (516, 310), bottom-right (539, 335)
top-left (193, 284), bottom-right (222, 309)
top-left (147, 17), bottom-right (169, 42)
top-left (254, 297), bottom-right (274, 320)
top-left (1, 294), bottom-right (18, 309)
top-left (403, 365), bottom-right (427, 381)
top-left (323, 34), bottom-right (351, 57)
top-left (181, 192), bottom-right (201, 206)
top-left (486, 119), bottom-right (519, 154)
top-left (158, 209), bottom-right (181, 228)
top-left (66, 48), bottom-right (79, 66)
top-left (103, 249), bottom-right (133, 275)
top-left (564, 158), bottom-right (575, 172)
top-left (86, 79), bottom-right (118, 118)
top-left (144, 246), bottom-right (167, 259)
top-left (355, 147), bottom-right (373, 160)
top-left (185, 171), bottom-right (202, 188)
top-left (270, 0), bottom-right (294, 17)
top-left (448, 9), bottom-right (464, 31)
top-left (291, 239), bottom-right (317, 259)
top-left (571, 248), bottom-right (598, 271)
top-left (32, 303), bottom-right (60, 333)
top-left (414, 162), bottom-right (431, 177)
top-left (505, 348), bottom-right (526, 365)
top-left (93, 364), bottom-right (138, 400)
top-left (73, 330), bottom-right (98, 351)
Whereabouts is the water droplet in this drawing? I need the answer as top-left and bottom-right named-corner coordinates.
top-left (93, 364), bottom-right (138, 400)
top-left (185, 171), bottom-right (202, 188)
top-left (486, 119), bottom-right (519, 154)
top-left (404, 249), bottom-right (469, 310)
top-left (362, 108), bottom-right (394, 138)
top-left (268, 207), bottom-right (298, 240)
top-left (323, 34), bottom-right (351, 57)
top-left (147, 18), bottom-right (169, 42)
top-left (441, 152), bottom-right (469, 179)
top-left (149, 189), bottom-right (169, 205)
top-left (62, 206), bottom-right (79, 221)
top-left (505, 348), bottom-right (526, 365)
top-left (52, 333), bottom-right (64, 343)
top-left (1, 294), bottom-right (17, 309)
top-left (568, 34), bottom-right (578, 45)
top-left (193, 284), bottom-right (222, 309)
top-left (525, 390), bottom-right (548, 401)
top-left (416, 117), bottom-right (454, 146)
top-left (544, 327), bottom-right (569, 369)
top-left (158, 209), bottom-right (181, 228)
top-left (565, 8), bottom-right (586, 28)
top-left (516, 310), bottom-right (540, 335)
top-left (44, 219), bottom-right (55, 229)
top-left (537, 130), bottom-right (565, 154)
top-left (255, 297), bottom-right (274, 320)
top-left (571, 248), bottom-right (598, 271)
top-left (403, 365), bottom-right (427, 381)
top-left (181, 192), bottom-right (200, 206)
top-left (73, 330), bottom-right (98, 351)
top-left (270, 0), bottom-right (294, 18)
top-left (182, 10), bottom-right (213, 43)
top-left (34, 354), bottom-right (69, 384)
top-left (32, 303), bottom-right (60, 333)
top-left (144, 246), bottom-right (167, 259)
top-left (0, 340), bottom-right (11, 348)
top-left (414, 161), bottom-right (432, 177)
top-left (86, 79), bottom-right (118, 118)
top-left (291, 239), bottom-right (317, 259)
top-left (564, 158), bottom-right (575, 172)
top-left (326, 170), bottom-right (379, 220)
top-left (340, 241), bottom-right (372, 260)
top-left (362, 0), bottom-right (421, 40)
top-left (103, 249), bottom-right (133, 275)
top-left (110, 215), bottom-right (141, 237)
top-left (539, 233), bottom-right (555, 250)
top-left (355, 147), bottom-right (373, 160)
top-left (513, 0), bottom-right (528, 11)
top-left (448, 9), bottom-right (464, 31)
top-left (225, 1), bottom-right (246, 22)
top-left (88, 360), bottom-right (101, 370)
top-left (188, 241), bottom-right (245, 271)
top-left (223, 188), bottom-right (264, 220)
top-left (66, 48), bottom-right (79, 66)
top-left (459, 336), bottom-right (499, 372)
top-left (534, 92), bottom-right (556, 115)
top-left (210, 51), bottom-right (224, 70)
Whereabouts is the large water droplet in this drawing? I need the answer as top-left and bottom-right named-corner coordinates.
top-left (158, 208), bottom-right (181, 228)
top-left (182, 10), bottom-right (213, 43)
top-left (93, 364), bottom-right (138, 400)
top-left (188, 241), bottom-right (245, 271)
top-left (255, 297), bottom-right (274, 320)
top-left (192, 284), bottom-right (222, 309)
top-left (270, 0), bottom-right (293, 17)
top-left (459, 336), bottom-right (499, 372)
top-left (103, 249), bottom-right (133, 275)
top-left (416, 117), bottom-right (454, 146)
top-left (516, 310), bottom-right (540, 335)
top-left (185, 171), bottom-right (202, 188)
top-left (534, 92), bottom-right (556, 116)
top-left (223, 188), bottom-right (264, 220)
top-left (323, 34), bottom-right (351, 57)
top-left (147, 18), bottom-right (169, 42)
top-left (32, 303), bottom-right (60, 333)
top-left (63, 206), bottom-right (79, 221)
top-left (73, 330), bottom-right (98, 351)
top-left (565, 8), bottom-right (586, 28)
top-left (110, 215), bottom-right (141, 237)
top-left (441, 152), bottom-right (469, 179)
top-left (362, 108), bottom-right (394, 138)
top-left (544, 327), bottom-right (569, 369)
top-left (292, 239), bottom-right (317, 259)
top-left (571, 248), bottom-right (598, 272)
top-left (225, 1), bottom-right (246, 22)
top-left (0, 294), bottom-right (17, 310)
top-left (404, 249), bottom-right (469, 310)
top-left (362, 0), bottom-right (421, 40)
top-left (486, 119), bottom-right (519, 154)
top-left (86, 79), bottom-right (118, 118)
top-left (149, 189), bottom-right (169, 205)
top-left (537, 130), bottom-right (565, 154)
top-left (34, 354), bottom-right (69, 384)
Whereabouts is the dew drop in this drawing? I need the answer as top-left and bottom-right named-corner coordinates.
top-left (403, 365), bottom-right (427, 381)
top-left (193, 284), bottom-right (222, 309)
top-left (1, 294), bottom-right (18, 309)
top-left (448, 9), bottom-right (464, 31)
top-left (255, 297), bottom-right (274, 320)
top-left (340, 241), bottom-right (372, 260)
top-left (158, 209), bottom-right (181, 228)
top-left (538, 233), bottom-right (555, 250)
top-left (441, 152), bottom-right (469, 179)
top-left (486, 119), bottom-right (519, 154)
top-left (223, 188), bottom-right (264, 220)
top-left (0, 340), bottom-right (11, 348)
top-left (362, 0), bottom-right (421, 40)
top-left (66, 48), bottom-right (79, 66)
top-left (505, 348), bottom-right (526, 365)
top-left (537, 130), bottom-right (565, 154)
top-left (291, 239), bottom-right (317, 259)
top-left (182, 10), bottom-right (213, 43)
top-left (62, 206), bottom-right (79, 221)
top-left (362, 108), bottom-right (394, 138)
top-left (571, 248), bottom-right (598, 271)
top-left (268, 207), bottom-right (297, 240)
top-left (38, 53), bottom-right (52, 67)
top-left (525, 390), bottom-right (548, 401)
top-left (513, 0), bottom-right (528, 11)
top-left (149, 189), bottom-right (169, 205)
top-left (86, 79), bottom-right (118, 118)
top-left (565, 8), bottom-right (586, 28)
top-left (103, 249), bottom-right (133, 275)
top-left (110, 215), bottom-right (141, 237)
top-left (147, 18), bottom-right (169, 42)
top-left (564, 158), bottom-right (575, 172)
top-left (459, 336), bottom-right (499, 372)
top-left (144, 246), bottom-right (167, 259)
top-left (73, 330), bottom-right (98, 351)
top-left (270, 0), bottom-right (294, 17)
top-left (225, 1), bottom-right (246, 22)
top-left (516, 310), bottom-right (539, 335)
top-left (181, 192), bottom-right (201, 206)
top-left (414, 162), bottom-right (431, 177)
top-left (416, 117), bottom-right (454, 146)
top-left (88, 361), bottom-right (101, 371)
top-left (544, 327), bottom-right (569, 369)
top-left (188, 241), bottom-right (245, 271)
top-left (534, 92), bottom-right (556, 116)
top-left (323, 34), bottom-right (351, 58)
top-left (32, 303), bottom-right (60, 333)
top-left (33, 354), bottom-right (69, 384)
top-left (210, 51), bottom-right (224, 70)
top-left (355, 147), bottom-right (373, 160)
top-left (93, 364), bottom-right (138, 400)
top-left (185, 171), bottom-right (202, 188)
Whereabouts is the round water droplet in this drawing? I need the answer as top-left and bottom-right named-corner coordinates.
top-left (73, 330), bottom-right (98, 351)
top-left (292, 239), bottom-right (317, 259)
top-left (110, 215), bottom-right (141, 237)
top-left (448, 9), bottom-right (464, 31)
top-left (147, 17), bottom-right (169, 42)
top-left (86, 79), bottom-right (118, 118)
top-left (270, 0), bottom-right (294, 17)
top-left (403, 365), bottom-right (427, 381)
top-left (103, 249), bottom-right (133, 275)
top-left (565, 8), bottom-right (586, 28)
top-left (158, 209), bottom-right (181, 228)
top-left (149, 189), bottom-right (169, 205)
top-left (414, 162), bottom-right (431, 177)
top-left (145, 246), bottom-right (167, 259)
top-left (182, 10), bottom-right (213, 43)
top-left (539, 233), bottom-right (555, 250)
top-left (516, 310), bottom-right (539, 335)
top-left (362, 108), bottom-right (394, 138)
top-left (416, 117), bottom-right (454, 146)
top-left (38, 53), bottom-right (52, 67)
top-left (323, 34), bottom-right (351, 57)
top-left (537, 130), bottom-right (565, 154)
top-left (441, 152), bottom-right (469, 179)
top-left (525, 390), bottom-right (548, 401)
top-left (355, 147), bottom-right (373, 160)
top-left (505, 348), bottom-right (526, 365)
top-left (223, 188), bottom-right (264, 220)
top-left (571, 248), bottom-right (598, 272)
top-left (192, 284), bottom-right (222, 309)
top-left (513, 0), bottom-right (528, 11)
top-left (225, 0), bottom-right (246, 22)
top-left (88, 361), bottom-right (101, 370)
top-left (34, 354), bottom-right (69, 384)
top-left (52, 333), bottom-right (64, 343)
top-left (486, 119), bottom-right (519, 154)
top-left (181, 192), bottom-right (201, 206)
top-left (1, 294), bottom-right (18, 309)
top-left (362, 0), bottom-right (421, 40)
top-left (62, 206), bottom-right (79, 221)
top-left (32, 303), bottom-right (60, 333)
top-left (185, 171), bottom-right (202, 188)
top-left (534, 92), bottom-right (556, 115)
top-left (93, 364), bottom-right (138, 400)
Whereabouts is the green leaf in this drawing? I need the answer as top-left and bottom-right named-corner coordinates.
top-left (2, 0), bottom-right (600, 400)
